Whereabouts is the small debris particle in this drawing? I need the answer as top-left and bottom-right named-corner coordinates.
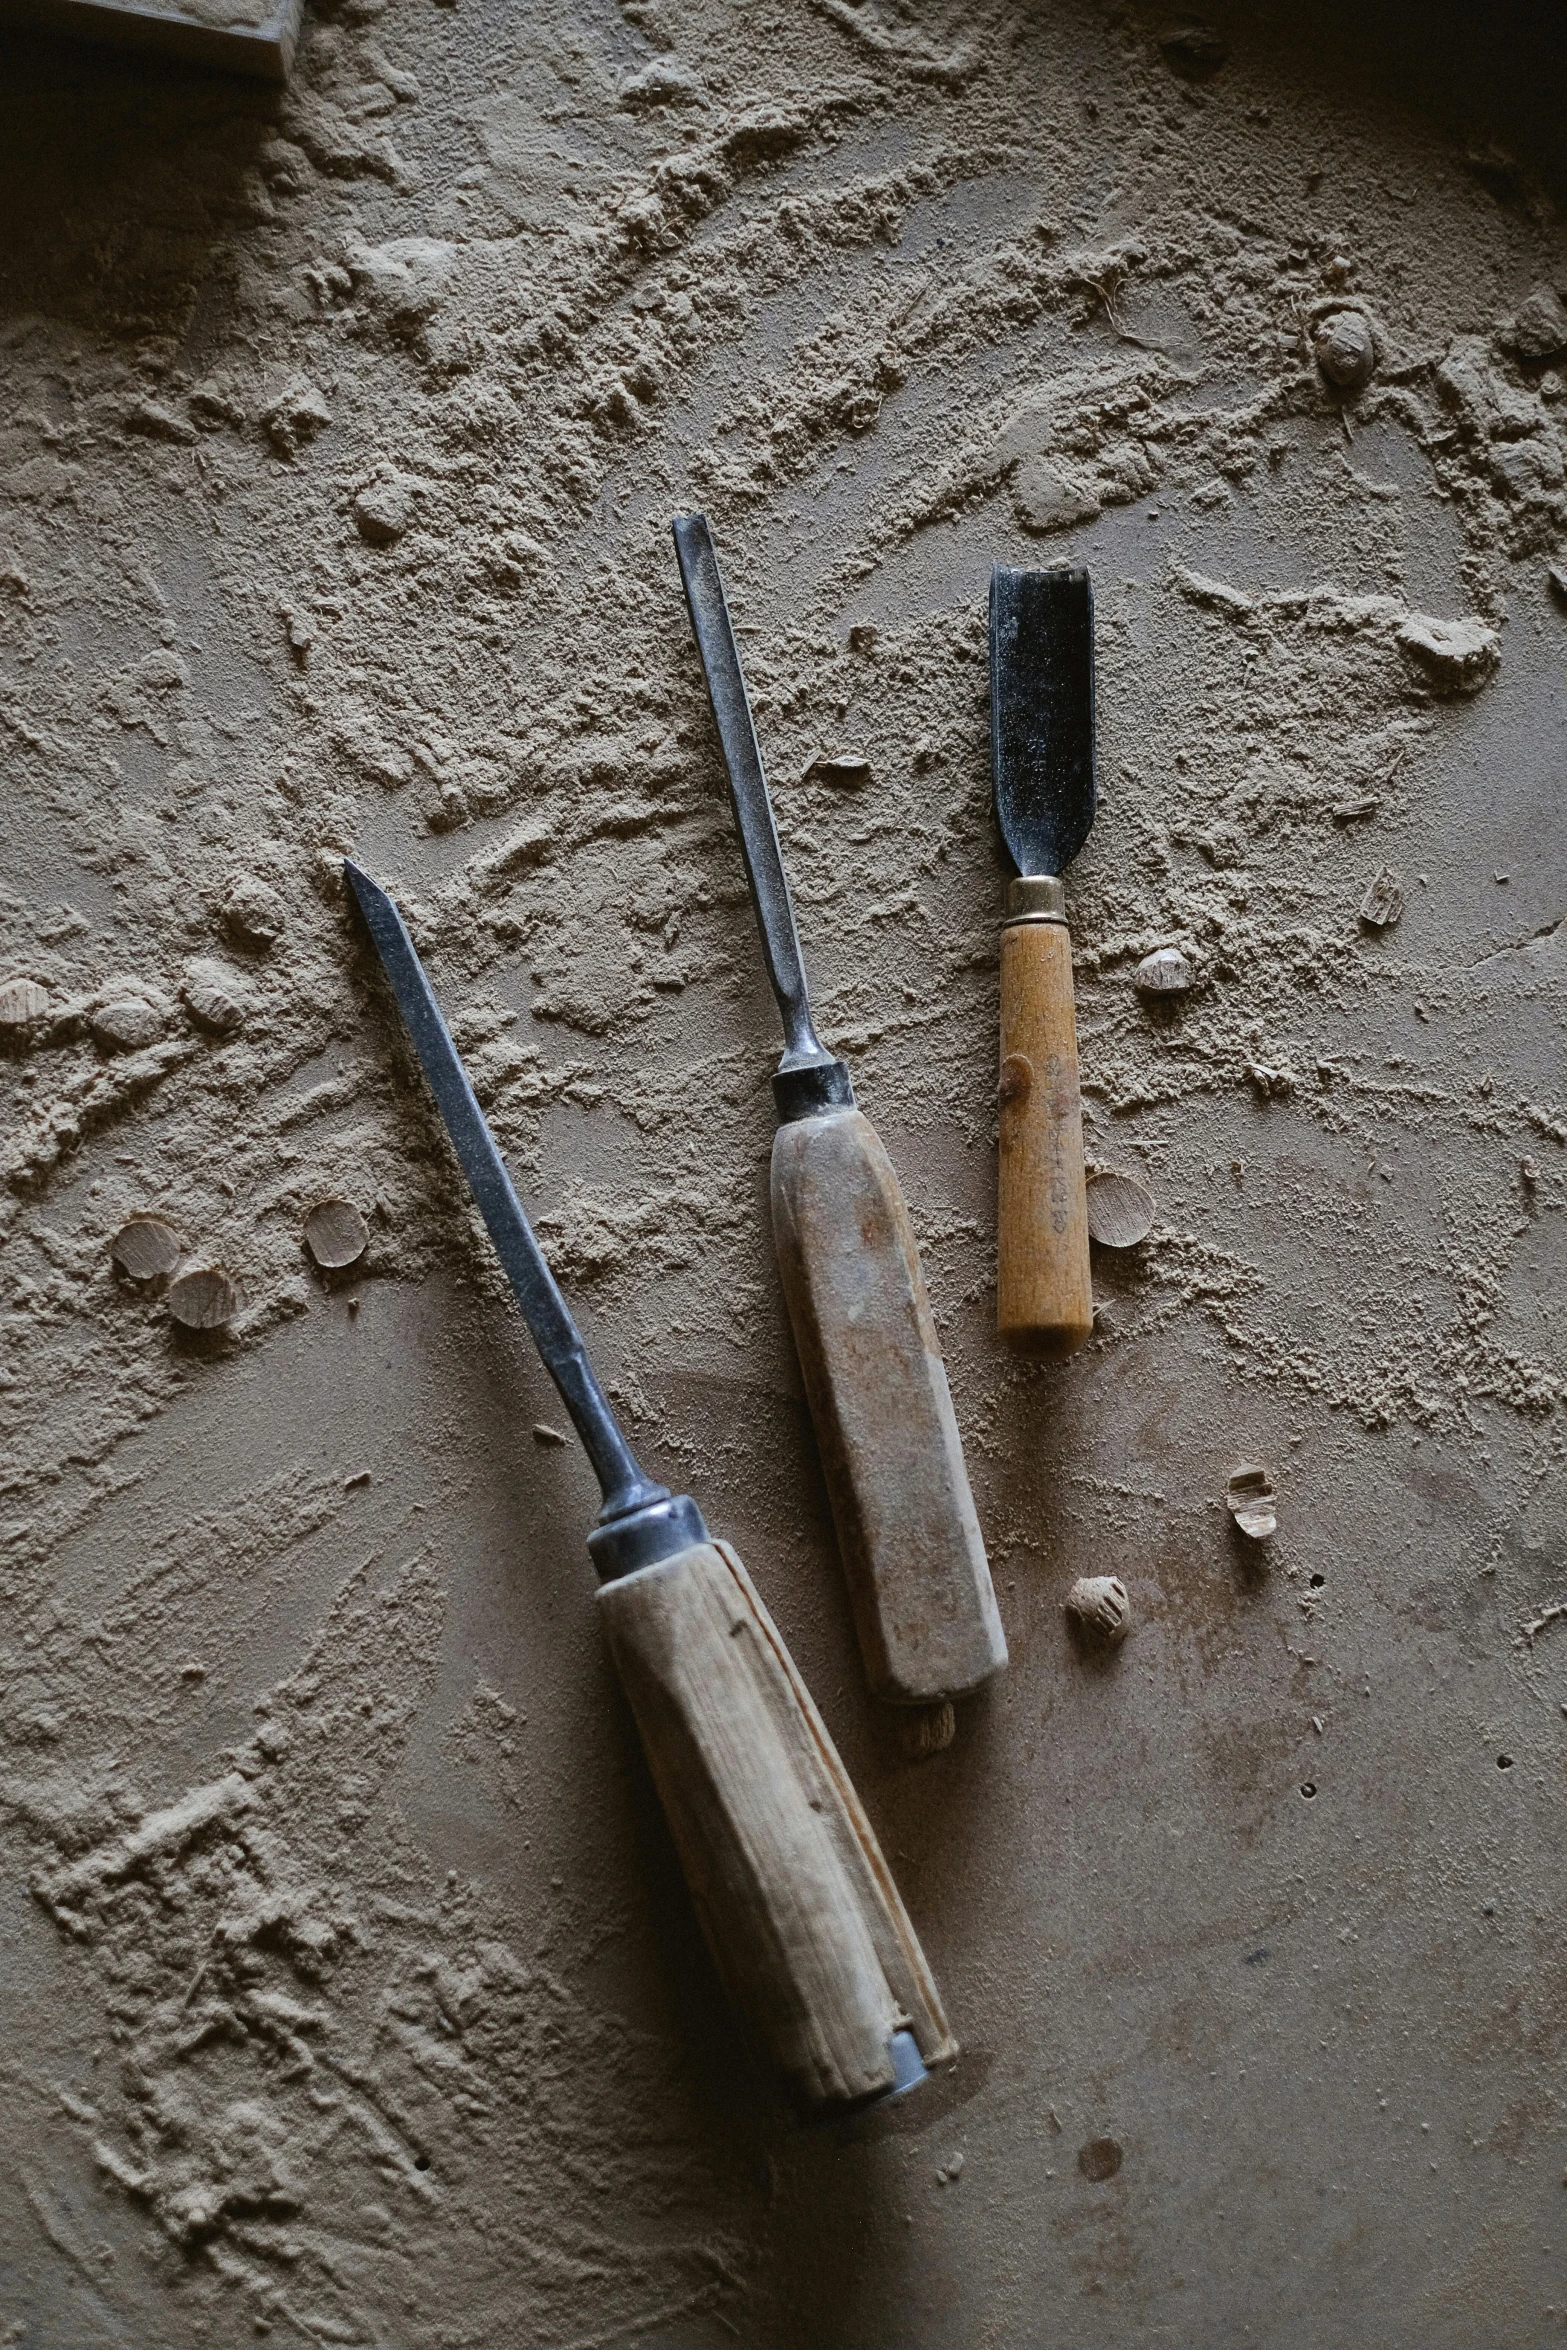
top-left (110, 1216), bottom-right (184, 1285)
top-left (898, 1701), bottom-right (956, 1759)
top-left (1133, 945), bottom-right (1193, 996)
top-left (936, 2151), bottom-right (966, 2184)
top-left (847, 623), bottom-right (879, 654)
top-left (532, 1423), bottom-right (569, 1447)
top-left (1506, 284), bottom-right (1567, 361)
top-left (168, 1264), bottom-right (240, 1330)
top-left (1077, 2136), bottom-right (1123, 2182)
top-left (1085, 1169), bottom-right (1155, 1250)
top-left (304, 1198), bottom-right (369, 1271)
top-left (803, 751), bottom-right (872, 788)
top-left (261, 375), bottom-right (332, 459)
top-left (1314, 309), bottom-right (1375, 392)
top-left (1332, 795), bottom-right (1381, 825)
top-left (344, 1470), bottom-right (372, 1491)
top-left (353, 474), bottom-right (414, 546)
top-left (1521, 1158), bottom-right (1539, 1188)
top-left (1227, 1462), bottom-right (1277, 1540)
top-left (0, 976), bottom-right (50, 1031)
top-left (1359, 866), bottom-right (1403, 929)
top-left (181, 961), bottom-right (246, 1037)
top-left (1493, 870), bottom-right (1511, 885)
top-left (1312, 1715), bottom-right (1324, 1734)
top-left (1065, 1575), bottom-right (1131, 1645)
top-left (91, 997), bottom-right (166, 1052)
top-left (1244, 1061), bottom-right (1296, 1099)
top-left (222, 874), bottom-right (286, 953)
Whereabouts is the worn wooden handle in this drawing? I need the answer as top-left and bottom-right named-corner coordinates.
top-left (598, 1538), bottom-right (957, 2111)
top-left (770, 1109), bottom-right (1005, 1705)
top-left (997, 917), bottom-right (1092, 1357)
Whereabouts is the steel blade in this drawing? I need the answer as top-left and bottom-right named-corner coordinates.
top-left (672, 513), bottom-right (837, 1081)
top-left (990, 566), bottom-right (1096, 879)
top-left (343, 860), bottom-right (669, 1534)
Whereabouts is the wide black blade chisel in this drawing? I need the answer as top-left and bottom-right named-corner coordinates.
top-left (673, 514), bottom-right (1006, 1713)
top-left (343, 861), bottom-right (953, 2113)
top-left (990, 566), bottom-right (1097, 1358)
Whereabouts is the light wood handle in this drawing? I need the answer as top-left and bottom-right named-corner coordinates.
top-left (997, 917), bottom-right (1092, 1357)
top-left (771, 1109), bottom-right (1006, 1704)
top-left (598, 1538), bottom-right (957, 2111)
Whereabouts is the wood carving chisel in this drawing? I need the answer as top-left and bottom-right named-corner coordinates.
top-left (343, 860), bottom-right (955, 2113)
top-left (672, 514), bottom-right (1006, 1710)
top-left (990, 566), bottom-right (1096, 1357)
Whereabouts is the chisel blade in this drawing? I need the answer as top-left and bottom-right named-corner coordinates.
top-left (343, 860), bottom-right (706, 1577)
top-left (990, 567), bottom-right (1096, 879)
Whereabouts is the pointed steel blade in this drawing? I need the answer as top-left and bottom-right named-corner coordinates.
top-left (672, 515), bottom-right (850, 1120)
top-left (344, 861), bottom-right (706, 1574)
top-left (990, 566), bottom-right (1096, 879)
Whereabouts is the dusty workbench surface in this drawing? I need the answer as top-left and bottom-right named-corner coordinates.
top-left (1, 1), bottom-right (1564, 2341)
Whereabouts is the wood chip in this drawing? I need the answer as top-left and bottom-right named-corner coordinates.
top-left (303, 1198), bottom-right (368, 1270)
top-left (1133, 946), bottom-right (1192, 996)
top-left (0, 977), bottom-right (50, 1030)
top-left (181, 962), bottom-right (246, 1036)
top-left (168, 1265), bottom-right (240, 1330)
top-left (897, 1700), bottom-right (956, 1758)
top-left (1085, 1170), bottom-right (1155, 1249)
top-left (1359, 866), bottom-right (1403, 929)
top-left (1065, 1575), bottom-right (1131, 1644)
top-left (91, 997), bottom-right (166, 1052)
top-left (1227, 1462), bottom-right (1276, 1539)
top-left (532, 1423), bottom-right (568, 1447)
top-left (803, 751), bottom-right (871, 788)
top-left (110, 1216), bottom-right (183, 1284)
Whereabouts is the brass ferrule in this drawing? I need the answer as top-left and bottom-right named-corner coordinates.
top-left (1003, 874), bottom-right (1067, 925)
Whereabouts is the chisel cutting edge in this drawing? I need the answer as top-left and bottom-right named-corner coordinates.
top-left (673, 515), bottom-right (1006, 1711)
top-left (343, 860), bottom-right (954, 2113)
top-left (990, 566), bottom-right (1097, 1359)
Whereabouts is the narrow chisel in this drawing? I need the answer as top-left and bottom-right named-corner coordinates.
top-left (990, 566), bottom-right (1097, 1358)
top-left (343, 860), bottom-right (954, 2113)
top-left (672, 514), bottom-right (1006, 1711)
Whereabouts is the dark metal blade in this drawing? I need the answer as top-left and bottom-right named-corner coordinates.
top-left (990, 567), bottom-right (1096, 879)
top-left (343, 861), bottom-right (704, 1573)
top-left (672, 513), bottom-right (845, 1107)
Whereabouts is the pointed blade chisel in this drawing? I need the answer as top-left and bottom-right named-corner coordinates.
top-left (672, 514), bottom-right (1006, 1711)
top-left (344, 861), bottom-right (954, 2113)
top-left (990, 566), bottom-right (1096, 1358)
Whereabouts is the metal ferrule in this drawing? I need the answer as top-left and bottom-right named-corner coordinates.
top-left (772, 1056), bottom-right (855, 1124)
top-left (1003, 874), bottom-right (1067, 925)
top-left (587, 1491), bottom-right (711, 1581)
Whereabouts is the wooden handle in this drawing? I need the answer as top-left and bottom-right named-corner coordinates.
top-left (598, 1538), bottom-right (957, 2111)
top-left (997, 917), bottom-right (1092, 1356)
top-left (770, 1109), bottom-right (1006, 1705)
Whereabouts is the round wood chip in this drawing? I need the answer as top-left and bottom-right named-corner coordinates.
top-left (168, 1265), bottom-right (240, 1329)
top-left (1085, 1170), bottom-right (1155, 1249)
top-left (110, 1216), bottom-right (183, 1284)
top-left (0, 976), bottom-right (50, 1029)
top-left (1227, 1462), bottom-right (1277, 1539)
top-left (304, 1197), bottom-right (368, 1270)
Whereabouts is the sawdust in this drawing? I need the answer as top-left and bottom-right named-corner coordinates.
top-left (3, 0), bottom-right (1566, 2341)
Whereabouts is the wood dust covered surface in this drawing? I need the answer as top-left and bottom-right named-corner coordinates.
top-left (1, 1), bottom-right (1565, 2342)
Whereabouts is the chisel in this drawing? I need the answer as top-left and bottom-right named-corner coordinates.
top-left (672, 514), bottom-right (1006, 1711)
top-left (990, 566), bottom-right (1097, 1358)
top-left (343, 860), bottom-right (955, 2112)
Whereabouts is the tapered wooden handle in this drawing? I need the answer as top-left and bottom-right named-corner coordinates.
top-left (771, 1109), bottom-right (1005, 1704)
top-left (997, 916), bottom-right (1092, 1356)
top-left (598, 1538), bottom-right (957, 2111)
